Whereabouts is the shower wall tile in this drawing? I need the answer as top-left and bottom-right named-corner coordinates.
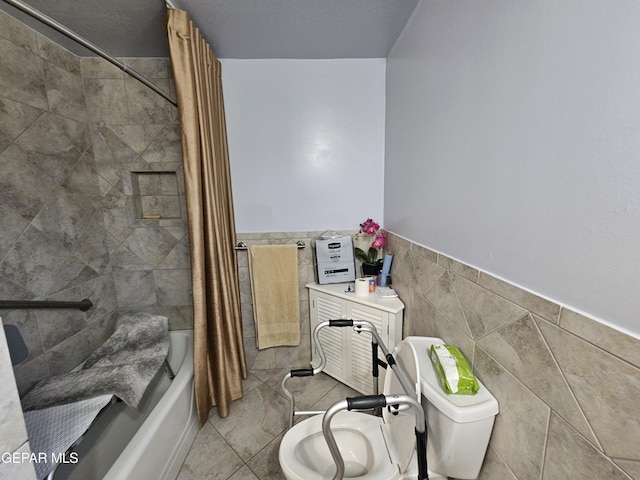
top-left (0, 205), bottom-right (29, 261)
top-left (81, 57), bottom-right (125, 79)
top-left (72, 215), bottom-right (113, 274)
top-left (386, 231), bottom-right (640, 480)
top-left (106, 124), bottom-right (166, 155)
top-left (48, 256), bottom-right (100, 297)
top-left (43, 60), bottom-right (87, 123)
top-left (0, 97), bottom-right (43, 151)
top-left (123, 227), bottom-right (180, 268)
top-left (0, 225), bottom-right (71, 297)
top-left (14, 112), bottom-right (90, 183)
top-left (0, 9), bottom-right (38, 53)
top-left (0, 13), bottom-right (191, 457)
top-left (154, 269), bottom-right (192, 306)
top-left (125, 77), bottom-right (175, 124)
top-left (84, 78), bottom-right (130, 124)
top-left (0, 144), bottom-right (58, 221)
top-left (113, 270), bottom-right (158, 307)
top-left (0, 36), bottom-right (48, 110)
top-left (140, 124), bottom-right (182, 162)
top-left (60, 152), bottom-right (102, 209)
top-left (31, 187), bottom-right (95, 250)
top-left (122, 57), bottom-right (171, 79)
top-left (36, 33), bottom-right (81, 76)
top-left (45, 312), bottom-right (117, 377)
top-left (82, 274), bottom-right (119, 325)
top-left (157, 240), bottom-right (191, 269)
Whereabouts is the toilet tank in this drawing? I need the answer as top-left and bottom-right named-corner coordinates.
top-left (405, 337), bottom-right (499, 480)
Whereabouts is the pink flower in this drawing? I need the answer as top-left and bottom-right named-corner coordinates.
top-left (355, 218), bottom-right (387, 263)
top-left (360, 218), bottom-right (380, 236)
top-left (371, 232), bottom-right (386, 250)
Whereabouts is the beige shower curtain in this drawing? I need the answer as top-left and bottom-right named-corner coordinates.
top-left (167, 7), bottom-right (246, 425)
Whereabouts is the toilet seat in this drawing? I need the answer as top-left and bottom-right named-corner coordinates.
top-left (279, 410), bottom-right (399, 480)
top-left (280, 340), bottom-right (424, 480)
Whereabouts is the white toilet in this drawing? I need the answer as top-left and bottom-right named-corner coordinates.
top-left (279, 336), bottom-right (499, 480)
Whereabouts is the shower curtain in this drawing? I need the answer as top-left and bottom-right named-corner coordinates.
top-left (167, 7), bottom-right (247, 424)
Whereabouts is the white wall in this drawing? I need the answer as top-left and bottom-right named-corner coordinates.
top-left (385, 0), bottom-right (640, 335)
top-left (222, 59), bottom-right (386, 233)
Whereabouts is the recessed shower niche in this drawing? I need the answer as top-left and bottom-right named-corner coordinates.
top-left (131, 171), bottom-right (182, 220)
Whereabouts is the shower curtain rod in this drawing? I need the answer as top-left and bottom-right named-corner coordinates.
top-left (2, 0), bottom-right (177, 106)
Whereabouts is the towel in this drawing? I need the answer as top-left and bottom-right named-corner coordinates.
top-left (21, 312), bottom-right (169, 411)
top-left (248, 244), bottom-right (300, 349)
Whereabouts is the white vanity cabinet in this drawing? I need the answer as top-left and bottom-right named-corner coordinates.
top-left (306, 282), bottom-right (404, 395)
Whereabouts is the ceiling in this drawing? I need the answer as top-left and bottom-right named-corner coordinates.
top-left (0, 0), bottom-right (419, 59)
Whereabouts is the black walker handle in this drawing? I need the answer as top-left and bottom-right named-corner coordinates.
top-left (329, 319), bottom-right (354, 327)
top-left (290, 368), bottom-right (314, 377)
top-left (346, 394), bottom-right (387, 411)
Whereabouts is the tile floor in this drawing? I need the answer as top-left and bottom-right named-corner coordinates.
top-left (176, 369), bottom-right (360, 480)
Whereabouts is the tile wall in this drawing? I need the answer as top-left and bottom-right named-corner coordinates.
top-left (386, 232), bottom-right (640, 480)
top-left (0, 9), bottom-right (191, 403)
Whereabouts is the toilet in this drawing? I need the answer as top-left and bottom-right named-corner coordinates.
top-left (279, 336), bottom-right (499, 480)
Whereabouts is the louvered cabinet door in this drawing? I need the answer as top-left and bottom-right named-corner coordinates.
top-left (307, 283), bottom-right (404, 394)
top-left (309, 289), bottom-right (347, 380)
top-left (346, 302), bottom-right (388, 394)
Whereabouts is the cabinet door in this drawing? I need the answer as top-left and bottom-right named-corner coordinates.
top-left (346, 302), bottom-right (389, 394)
top-left (310, 291), bottom-right (347, 381)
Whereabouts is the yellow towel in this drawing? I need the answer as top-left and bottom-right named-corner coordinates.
top-left (248, 244), bottom-right (300, 349)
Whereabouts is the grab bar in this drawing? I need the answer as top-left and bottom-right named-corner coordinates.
top-left (235, 241), bottom-right (305, 250)
top-left (0, 299), bottom-right (93, 311)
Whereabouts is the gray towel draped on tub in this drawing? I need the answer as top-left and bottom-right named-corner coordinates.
top-left (248, 244), bottom-right (300, 349)
top-left (21, 311), bottom-right (170, 479)
top-left (21, 311), bottom-right (170, 411)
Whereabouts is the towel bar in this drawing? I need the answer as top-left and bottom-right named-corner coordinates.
top-left (235, 241), bottom-right (305, 250)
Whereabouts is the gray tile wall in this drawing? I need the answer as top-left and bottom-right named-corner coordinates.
top-left (0, 9), bottom-right (192, 405)
top-left (387, 232), bottom-right (640, 480)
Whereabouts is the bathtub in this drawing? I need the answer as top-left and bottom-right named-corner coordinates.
top-left (52, 330), bottom-right (199, 480)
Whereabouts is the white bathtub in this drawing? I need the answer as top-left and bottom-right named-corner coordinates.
top-left (53, 330), bottom-right (199, 480)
